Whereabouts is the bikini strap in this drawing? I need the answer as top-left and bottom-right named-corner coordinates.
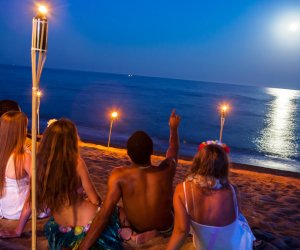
top-left (183, 182), bottom-right (189, 214)
top-left (229, 184), bottom-right (239, 217)
top-left (191, 182), bottom-right (196, 215)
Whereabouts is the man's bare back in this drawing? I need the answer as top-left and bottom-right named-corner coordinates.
top-left (114, 157), bottom-right (176, 232)
top-left (78, 110), bottom-right (180, 249)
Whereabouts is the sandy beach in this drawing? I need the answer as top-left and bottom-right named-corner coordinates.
top-left (0, 142), bottom-right (300, 249)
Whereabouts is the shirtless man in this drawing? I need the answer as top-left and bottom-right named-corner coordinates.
top-left (78, 110), bottom-right (180, 249)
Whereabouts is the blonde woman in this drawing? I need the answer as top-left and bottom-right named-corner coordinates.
top-left (167, 143), bottom-right (255, 250)
top-left (0, 111), bottom-right (31, 237)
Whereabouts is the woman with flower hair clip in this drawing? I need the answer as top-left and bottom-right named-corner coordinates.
top-left (167, 142), bottom-right (255, 250)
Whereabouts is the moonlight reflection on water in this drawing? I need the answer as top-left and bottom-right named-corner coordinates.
top-left (256, 88), bottom-right (299, 159)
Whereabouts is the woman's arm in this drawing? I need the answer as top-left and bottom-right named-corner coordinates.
top-left (166, 184), bottom-right (190, 250)
top-left (77, 157), bottom-right (101, 205)
top-left (77, 168), bottom-right (122, 250)
top-left (23, 151), bottom-right (31, 177)
top-left (0, 194), bottom-right (31, 238)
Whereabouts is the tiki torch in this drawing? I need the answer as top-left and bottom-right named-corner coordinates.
top-left (107, 111), bottom-right (118, 149)
top-left (219, 105), bottom-right (228, 143)
top-left (37, 90), bottom-right (42, 135)
top-left (31, 4), bottom-right (48, 249)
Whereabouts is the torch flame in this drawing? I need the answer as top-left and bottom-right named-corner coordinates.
top-left (222, 105), bottom-right (228, 112)
top-left (220, 104), bottom-right (229, 118)
top-left (111, 111), bottom-right (118, 119)
top-left (38, 5), bottom-right (47, 14)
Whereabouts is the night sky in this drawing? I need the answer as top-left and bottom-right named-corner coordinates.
top-left (0, 0), bottom-right (300, 90)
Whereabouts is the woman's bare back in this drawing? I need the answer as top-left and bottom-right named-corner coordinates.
top-left (53, 199), bottom-right (99, 227)
top-left (185, 181), bottom-right (236, 226)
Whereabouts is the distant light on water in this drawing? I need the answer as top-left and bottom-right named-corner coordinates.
top-left (256, 88), bottom-right (299, 158)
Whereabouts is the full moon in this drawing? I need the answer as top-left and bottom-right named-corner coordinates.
top-left (289, 22), bottom-right (299, 32)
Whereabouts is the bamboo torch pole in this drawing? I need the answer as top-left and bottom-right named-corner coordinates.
top-left (31, 5), bottom-right (48, 249)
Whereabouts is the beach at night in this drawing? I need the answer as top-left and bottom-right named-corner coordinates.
top-left (1, 1), bottom-right (300, 249)
top-left (0, 142), bottom-right (300, 249)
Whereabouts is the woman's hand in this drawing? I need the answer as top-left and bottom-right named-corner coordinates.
top-left (0, 229), bottom-right (21, 238)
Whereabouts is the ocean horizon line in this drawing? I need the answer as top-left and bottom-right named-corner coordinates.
top-left (1, 63), bottom-right (300, 92)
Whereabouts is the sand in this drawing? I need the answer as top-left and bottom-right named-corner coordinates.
top-left (0, 142), bottom-right (299, 249)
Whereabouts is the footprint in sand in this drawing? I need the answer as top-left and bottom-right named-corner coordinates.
top-left (284, 197), bottom-right (299, 204)
top-left (269, 192), bottom-right (279, 199)
top-left (259, 195), bottom-right (274, 202)
top-left (277, 208), bottom-right (298, 216)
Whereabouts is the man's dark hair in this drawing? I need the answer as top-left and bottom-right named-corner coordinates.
top-left (0, 100), bottom-right (21, 117)
top-left (127, 131), bottom-right (153, 165)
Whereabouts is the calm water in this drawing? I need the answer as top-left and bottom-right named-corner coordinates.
top-left (1, 65), bottom-right (299, 172)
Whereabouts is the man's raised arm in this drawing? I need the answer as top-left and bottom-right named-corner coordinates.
top-left (166, 110), bottom-right (181, 161)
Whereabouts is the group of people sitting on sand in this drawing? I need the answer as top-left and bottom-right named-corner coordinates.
top-left (0, 99), bottom-right (255, 250)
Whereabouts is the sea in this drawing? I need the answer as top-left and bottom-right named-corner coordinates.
top-left (1, 65), bottom-right (299, 172)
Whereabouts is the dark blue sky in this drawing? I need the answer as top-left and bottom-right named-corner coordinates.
top-left (0, 0), bottom-right (300, 89)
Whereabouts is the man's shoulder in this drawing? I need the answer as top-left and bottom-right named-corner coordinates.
top-left (157, 157), bottom-right (177, 170)
top-left (111, 166), bottom-right (126, 174)
top-left (110, 166), bottom-right (135, 178)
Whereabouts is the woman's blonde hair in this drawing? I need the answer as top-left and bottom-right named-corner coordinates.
top-left (0, 111), bottom-right (28, 197)
top-left (36, 118), bottom-right (80, 212)
top-left (189, 144), bottom-right (230, 188)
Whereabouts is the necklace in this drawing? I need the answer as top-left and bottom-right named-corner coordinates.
top-left (186, 175), bottom-right (225, 190)
top-left (139, 165), bottom-right (151, 169)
